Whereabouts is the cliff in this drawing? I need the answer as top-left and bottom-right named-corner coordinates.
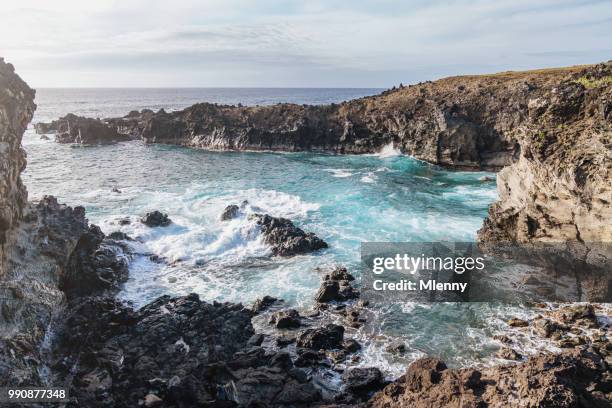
top-left (477, 64), bottom-right (611, 255)
top-left (96, 62), bottom-right (611, 256)
top-left (0, 58), bottom-right (35, 269)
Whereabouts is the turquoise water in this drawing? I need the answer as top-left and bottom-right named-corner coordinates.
top-left (22, 138), bottom-right (496, 307)
top-left (22, 88), bottom-right (555, 377)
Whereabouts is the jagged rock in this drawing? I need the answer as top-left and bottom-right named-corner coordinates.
top-left (252, 295), bottom-right (282, 313)
top-left (507, 317), bottom-right (529, 327)
top-left (343, 367), bottom-right (386, 398)
top-left (476, 66), bottom-right (612, 297)
top-left (370, 350), bottom-right (612, 408)
top-left (269, 309), bottom-right (301, 329)
top-left (297, 324), bottom-right (344, 350)
top-left (36, 113), bottom-right (130, 144)
top-left (315, 267), bottom-right (359, 303)
top-left (220, 204), bottom-right (239, 221)
top-left (56, 293), bottom-right (321, 407)
top-left (496, 347), bottom-right (522, 360)
top-left (251, 213), bottom-right (328, 256)
top-left (60, 224), bottom-right (129, 297)
top-left (140, 211), bottom-right (172, 227)
top-left (0, 58), bottom-right (35, 262)
top-left (385, 341), bottom-right (407, 354)
top-left (342, 339), bottom-right (362, 353)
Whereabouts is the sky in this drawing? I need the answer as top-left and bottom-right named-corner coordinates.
top-left (1, 0), bottom-right (611, 88)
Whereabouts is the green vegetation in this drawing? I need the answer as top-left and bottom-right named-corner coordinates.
top-left (532, 130), bottom-right (549, 152)
top-left (574, 75), bottom-right (612, 89)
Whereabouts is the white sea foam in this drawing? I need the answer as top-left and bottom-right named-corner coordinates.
top-left (323, 168), bottom-right (353, 178)
top-left (360, 172), bottom-right (377, 183)
top-left (377, 142), bottom-right (402, 158)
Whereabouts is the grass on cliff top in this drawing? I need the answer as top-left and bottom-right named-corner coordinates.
top-left (451, 64), bottom-right (593, 81)
top-left (574, 75), bottom-right (612, 89)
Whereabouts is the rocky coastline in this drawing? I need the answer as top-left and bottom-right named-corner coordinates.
top-left (4, 56), bottom-right (612, 407)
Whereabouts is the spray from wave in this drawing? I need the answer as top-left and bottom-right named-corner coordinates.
top-left (377, 142), bottom-right (402, 158)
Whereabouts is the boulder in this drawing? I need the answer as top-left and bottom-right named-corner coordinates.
top-left (141, 211), bottom-right (172, 227)
top-left (343, 367), bottom-right (386, 398)
top-left (252, 295), bottom-right (282, 313)
top-left (251, 214), bottom-right (328, 256)
top-left (269, 309), bottom-right (301, 329)
top-left (297, 324), bottom-right (344, 350)
top-left (220, 204), bottom-right (240, 221)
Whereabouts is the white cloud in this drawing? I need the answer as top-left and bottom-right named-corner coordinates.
top-left (1, 0), bottom-right (610, 87)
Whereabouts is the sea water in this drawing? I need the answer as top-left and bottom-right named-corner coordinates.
top-left (22, 88), bottom-right (553, 377)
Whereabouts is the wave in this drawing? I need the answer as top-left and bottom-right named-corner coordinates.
top-left (323, 168), bottom-right (354, 178)
top-left (377, 142), bottom-right (402, 158)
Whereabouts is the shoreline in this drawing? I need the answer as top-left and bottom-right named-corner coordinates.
top-left (2, 58), bottom-right (611, 406)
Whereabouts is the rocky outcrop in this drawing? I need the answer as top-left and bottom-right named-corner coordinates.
top-left (369, 349), bottom-right (611, 408)
top-left (61, 63), bottom-right (609, 172)
top-left (35, 114), bottom-right (130, 144)
top-left (0, 196), bottom-right (128, 387)
top-left (477, 63), bottom-right (612, 291)
top-left (315, 266), bottom-right (359, 303)
top-left (55, 293), bottom-right (322, 407)
top-left (0, 58), bottom-right (35, 269)
top-left (251, 214), bottom-right (328, 256)
top-left (140, 210), bottom-right (172, 227)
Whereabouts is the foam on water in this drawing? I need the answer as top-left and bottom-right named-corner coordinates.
top-left (20, 88), bottom-right (519, 377)
top-left (377, 142), bottom-right (402, 158)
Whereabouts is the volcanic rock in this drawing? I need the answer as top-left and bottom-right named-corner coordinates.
top-left (251, 213), bottom-right (328, 256)
top-left (220, 204), bottom-right (240, 221)
top-left (269, 309), bottom-right (302, 329)
top-left (370, 350), bottom-right (612, 408)
top-left (140, 210), bottom-right (172, 227)
top-left (297, 324), bottom-right (344, 350)
top-left (36, 113), bottom-right (130, 144)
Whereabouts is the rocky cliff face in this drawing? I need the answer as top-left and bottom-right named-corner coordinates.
top-left (0, 58), bottom-right (35, 269)
top-left (478, 63), bottom-right (612, 277)
top-left (91, 64), bottom-right (607, 172)
top-left (90, 62), bottom-right (610, 254)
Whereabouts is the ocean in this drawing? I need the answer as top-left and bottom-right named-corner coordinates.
top-left (21, 88), bottom-right (551, 377)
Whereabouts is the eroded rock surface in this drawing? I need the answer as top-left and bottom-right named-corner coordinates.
top-left (36, 114), bottom-right (130, 144)
top-left (478, 63), bottom-right (612, 283)
top-left (0, 58), bottom-right (35, 267)
top-left (369, 349), bottom-right (611, 408)
top-left (56, 293), bottom-right (322, 407)
top-left (251, 213), bottom-right (328, 256)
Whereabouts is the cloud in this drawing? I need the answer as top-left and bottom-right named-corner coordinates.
top-left (0, 0), bottom-right (610, 87)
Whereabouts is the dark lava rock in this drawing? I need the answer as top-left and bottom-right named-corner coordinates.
top-left (342, 339), bottom-right (362, 353)
top-left (220, 204), bottom-right (240, 221)
top-left (252, 295), bottom-right (282, 313)
top-left (297, 324), bottom-right (344, 350)
top-left (106, 231), bottom-right (133, 241)
top-left (385, 341), bottom-right (407, 354)
top-left (251, 214), bottom-right (328, 256)
top-left (294, 349), bottom-right (326, 367)
top-left (343, 367), bottom-right (386, 398)
top-left (56, 293), bottom-right (321, 407)
top-left (315, 266), bottom-right (359, 303)
top-left (36, 113), bottom-right (130, 144)
top-left (60, 224), bottom-right (129, 297)
top-left (269, 309), bottom-right (301, 329)
top-left (325, 266), bottom-right (355, 282)
top-left (141, 211), bottom-right (172, 227)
